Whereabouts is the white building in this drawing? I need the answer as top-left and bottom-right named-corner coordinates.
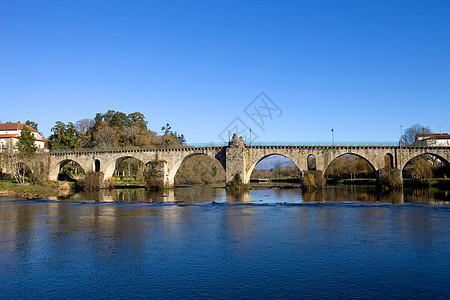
top-left (416, 133), bottom-right (450, 146)
top-left (0, 123), bottom-right (46, 150)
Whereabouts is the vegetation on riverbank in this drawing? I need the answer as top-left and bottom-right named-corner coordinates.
top-left (251, 166), bottom-right (300, 180)
top-left (302, 170), bottom-right (325, 191)
top-left (47, 110), bottom-right (185, 150)
top-left (0, 180), bottom-right (72, 199)
top-left (175, 155), bottom-right (225, 186)
top-left (326, 178), bottom-right (377, 185)
top-left (403, 178), bottom-right (450, 188)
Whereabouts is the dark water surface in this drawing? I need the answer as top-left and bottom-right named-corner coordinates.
top-left (1, 186), bottom-right (449, 299)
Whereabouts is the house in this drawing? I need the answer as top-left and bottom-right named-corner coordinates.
top-left (415, 133), bottom-right (450, 146)
top-left (0, 123), bottom-right (46, 150)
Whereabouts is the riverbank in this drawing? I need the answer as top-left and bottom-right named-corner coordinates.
top-left (0, 180), bottom-right (73, 199)
top-left (326, 178), bottom-right (377, 185)
top-left (403, 178), bottom-right (450, 188)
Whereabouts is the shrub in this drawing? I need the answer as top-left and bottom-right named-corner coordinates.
top-left (226, 173), bottom-right (249, 190)
top-left (144, 161), bottom-right (166, 190)
top-left (378, 168), bottom-right (402, 190)
top-left (302, 170), bottom-right (325, 191)
top-left (76, 172), bottom-right (108, 191)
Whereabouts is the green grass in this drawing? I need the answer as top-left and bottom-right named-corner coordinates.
top-left (270, 177), bottom-right (301, 183)
top-left (0, 180), bottom-right (61, 199)
top-left (112, 175), bottom-right (146, 186)
top-left (403, 178), bottom-right (450, 188)
top-left (327, 178), bottom-right (377, 185)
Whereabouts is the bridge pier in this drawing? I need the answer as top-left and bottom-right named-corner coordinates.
top-left (225, 135), bottom-right (250, 187)
top-left (145, 160), bottom-right (172, 189)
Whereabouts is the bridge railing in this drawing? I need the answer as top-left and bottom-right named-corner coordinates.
top-left (48, 141), bottom-right (401, 153)
top-left (188, 141), bottom-right (400, 147)
top-left (246, 141), bottom-right (399, 146)
top-left (48, 144), bottom-right (229, 153)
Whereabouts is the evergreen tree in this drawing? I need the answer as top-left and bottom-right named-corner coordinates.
top-left (24, 120), bottom-right (39, 131)
top-left (47, 121), bottom-right (80, 150)
top-left (17, 126), bottom-right (37, 156)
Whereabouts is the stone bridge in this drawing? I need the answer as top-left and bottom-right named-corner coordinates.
top-left (47, 135), bottom-right (450, 187)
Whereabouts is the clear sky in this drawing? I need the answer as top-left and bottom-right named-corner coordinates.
top-left (1, 0), bottom-right (449, 143)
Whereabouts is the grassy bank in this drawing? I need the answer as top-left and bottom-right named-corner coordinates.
top-left (403, 178), bottom-right (450, 189)
top-left (270, 177), bottom-right (302, 183)
top-left (0, 180), bottom-right (72, 199)
top-left (326, 178), bottom-right (377, 185)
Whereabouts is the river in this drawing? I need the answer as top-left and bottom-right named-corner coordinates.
top-left (0, 185), bottom-right (449, 299)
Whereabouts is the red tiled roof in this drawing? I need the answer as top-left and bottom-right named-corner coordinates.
top-left (0, 134), bottom-right (46, 142)
top-left (0, 134), bottom-right (19, 138)
top-left (0, 123), bottom-right (38, 132)
top-left (417, 133), bottom-right (450, 140)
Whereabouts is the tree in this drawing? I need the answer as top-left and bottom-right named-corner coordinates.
top-left (17, 126), bottom-right (37, 156)
top-left (178, 133), bottom-right (186, 146)
top-left (401, 124), bottom-right (431, 145)
top-left (123, 123), bottom-right (145, 146)
top-left (411, 157), bottom-right (434, 179)
top-left (24, 120), bottom-right (39, 131)
top-left (161, 123), bottom-right (172, 135)
top-left (47, 121), bottom-right (80, 150)
top-left (7, 126), bottom-right (47, 185)
top-left (92, 123), bottom-right (117, 148)
top-left (75, 118), bottom-right (94, 133)
top-left (76, 118), bottom-right (95, 148)
top-left (93, 113), bottom-right (103, 130)
top-left (325, 154), bottom-right (375, 179)
top-left (8, 126), bottom-right (37, 184)
top-left (128, 112), bottom-right (147, 131)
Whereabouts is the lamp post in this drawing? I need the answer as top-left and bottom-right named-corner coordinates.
top-left (399, 125), bottom-right (403, 169)
top-left (249, 128), bottom-right (252, 146)
top-left (331, 127), bottom-right (334, 146)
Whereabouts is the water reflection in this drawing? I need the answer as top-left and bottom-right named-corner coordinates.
top-left (302, 185), bottom-right (449, 205)
top-left (59, 185), bottom-right (450, 205)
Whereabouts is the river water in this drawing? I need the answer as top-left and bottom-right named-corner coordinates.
top-left (0, 185), bottom-right (449, 299)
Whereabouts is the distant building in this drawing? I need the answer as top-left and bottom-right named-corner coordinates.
top-left (416, 133), bottom-right (450, 146)
top-left (0, 123), bottom-right (46, 150)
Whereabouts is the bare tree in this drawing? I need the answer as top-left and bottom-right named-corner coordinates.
top-left (401, 124), bottom-right (431, 145)
top-left (76, 118), bottom-right (95, 148)
top-left (75, 118), bottom-right (95, 133)
top-left (93, 125), bottom-right (117, 148)
top-left (411, 157), bottom-right (434, 179)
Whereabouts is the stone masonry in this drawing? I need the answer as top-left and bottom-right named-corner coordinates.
top-left (45, 138), bottom-right (450, 187)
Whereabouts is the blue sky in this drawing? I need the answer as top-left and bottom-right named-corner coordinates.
top-left (1, 0), bottom-right (449, 143)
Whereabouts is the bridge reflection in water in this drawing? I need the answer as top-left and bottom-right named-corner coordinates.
top-left (61, 186), bottom-right (450, 205)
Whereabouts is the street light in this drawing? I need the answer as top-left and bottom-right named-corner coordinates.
top-left (399, 125), bottom-right (403, 170)
top-left (331, 127), bottom-right (334, 146)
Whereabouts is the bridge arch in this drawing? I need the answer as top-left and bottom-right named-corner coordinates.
top-left (307, 154), bottom-right (317, 170)
top-left (400, 152), bottom-right (450, 171)
top-left (324, 153), bottom-right (377, 179)
top-left (401, 152), bottom-right (450, 179)
top-left (245, 153), bottom-right (301, 184)
top-left (48, 158), bottom-right (91, 181)
top-left (384, 153), bottom-right (394, 168)
top-left (168, 152), bottom-right (226, 187)
top-left (103, 155), bottom-right (147, 181)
